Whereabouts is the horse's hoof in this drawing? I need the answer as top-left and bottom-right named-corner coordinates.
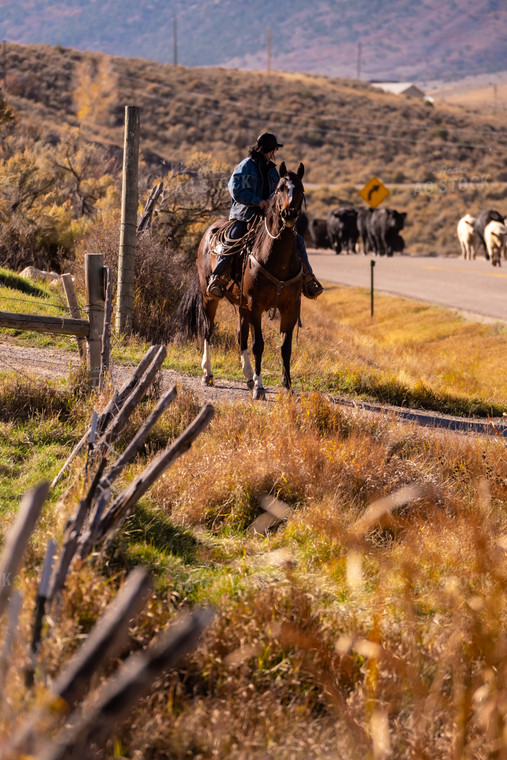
top-left (202, 375), bottom-right (214, 387)
top-left (252, 387), bottom-right (266, 401)
top-left (247, 379), bottom-right (255, 391)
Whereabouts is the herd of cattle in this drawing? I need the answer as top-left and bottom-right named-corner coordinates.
top-left (301, 203), bottom-right (507, 264)
top-left (456, 209), bottom-right (507, 266)
top-left (299, 203), bottom-right (407, 257)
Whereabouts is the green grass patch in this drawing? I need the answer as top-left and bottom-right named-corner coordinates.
top-left (0, 268), bottom-right (49, 297)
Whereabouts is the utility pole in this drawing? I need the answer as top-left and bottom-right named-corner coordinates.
top-left (2, 41), bottom-right (6, 91)
top-left (267, 27), bottom-right (272, 73)
top-left (356, 42), bottom-right (362, 80)
top-left (173, 16), bottom-right (178, 65)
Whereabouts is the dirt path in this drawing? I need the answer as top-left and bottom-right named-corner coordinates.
top-left (1, 340), bottom-right (506, 438)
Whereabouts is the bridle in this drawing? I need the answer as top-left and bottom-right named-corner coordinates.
top-left (264, 176), bottom-right (305, 240)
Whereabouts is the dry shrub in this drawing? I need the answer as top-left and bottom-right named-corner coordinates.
top-left (151, 393), bottom-right (462, 531)
top-left (77, 209), bottom-right (192, 343)
top-left (0, 373), bottom-right (88, 422)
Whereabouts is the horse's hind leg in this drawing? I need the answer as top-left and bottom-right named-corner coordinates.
top-left (239, 313), bottom-right (254, 391)
top-left (201, 298), bottom-right (218, 386)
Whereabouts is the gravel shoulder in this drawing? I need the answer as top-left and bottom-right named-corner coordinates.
top-left (1, 340), bottom-right (506, 438)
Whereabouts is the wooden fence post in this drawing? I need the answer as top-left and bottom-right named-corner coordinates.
top-left (116, 105), bottom-right (140, 337)
top-left (85, 253), bottom-right (106, 387)
top-left (99, 267), bottom-right (113, 390)
top-left (61, 274), bottom-right (87, 362)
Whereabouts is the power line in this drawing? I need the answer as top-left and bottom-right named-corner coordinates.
top-left (114, 69), bottom-right (507, 145)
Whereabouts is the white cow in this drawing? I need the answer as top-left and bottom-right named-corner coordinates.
top-left (457, 214), bottom-right (477, 260)
top-left (484, 220), bottom-right (507, 267)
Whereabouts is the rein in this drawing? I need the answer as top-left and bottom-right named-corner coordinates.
top-left (264, 215), bottom-right (297, 240)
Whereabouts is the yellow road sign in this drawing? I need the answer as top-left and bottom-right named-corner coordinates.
top-left (359, 177), bottom-right (390, 208)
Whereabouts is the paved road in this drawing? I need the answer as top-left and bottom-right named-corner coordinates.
top-left (309, 251), bottom-right (507, 323)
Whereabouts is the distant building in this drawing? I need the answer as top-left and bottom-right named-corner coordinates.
top-left (370, 81), bottom-right (429, 101)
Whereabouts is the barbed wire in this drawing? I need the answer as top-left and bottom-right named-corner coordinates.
top-left (0, 292), bottom-right (71, 313)
top-left (0, 355), bottom-right (40, 383)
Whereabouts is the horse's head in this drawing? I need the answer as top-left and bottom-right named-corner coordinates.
top-left (273, 162), bottom-right (305, 227)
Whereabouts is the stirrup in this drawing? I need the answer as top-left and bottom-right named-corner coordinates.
top-left (303, 275), bottom-right (323, 299)
top-left (206, 274), bottom-right (228, 299)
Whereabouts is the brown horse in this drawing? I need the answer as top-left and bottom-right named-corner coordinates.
top-left (177, 162), bottom-right (305, 400)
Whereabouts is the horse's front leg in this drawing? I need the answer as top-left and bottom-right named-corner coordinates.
top-left (239, 311), bottom-right (254, 391)
top-left (281, 326), bottom-right (294, 390)
top-left (251, 315), bottom-right (265, 400)
top-left (201, 297), bottom-right (218, 386)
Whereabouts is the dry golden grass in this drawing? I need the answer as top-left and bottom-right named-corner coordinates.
top-left (3, 374), bottom-right (507, 757)
top-left (168, 283), bottom-right (507, 417)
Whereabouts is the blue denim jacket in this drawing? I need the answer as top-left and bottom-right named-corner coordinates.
top-left (228, 156), bottom-right (280, 221)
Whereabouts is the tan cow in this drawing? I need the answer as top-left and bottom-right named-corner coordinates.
top-left (484, 220), bottom-right (507, 267)
top-left (457, 214), bottom-right (477, 260)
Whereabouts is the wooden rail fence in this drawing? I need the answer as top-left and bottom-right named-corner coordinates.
top-left (0, 253), bottom-right (108, 386)
top-left (1, 347), bottom-right (216, 757)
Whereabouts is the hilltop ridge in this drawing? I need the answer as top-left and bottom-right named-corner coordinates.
top-left (1, 0), bottom-right (507, 82)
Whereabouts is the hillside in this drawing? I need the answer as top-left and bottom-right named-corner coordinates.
top-left (1, 0), bottom-right (507, 81)
top-left (2, 42), bottom-right (507, 256)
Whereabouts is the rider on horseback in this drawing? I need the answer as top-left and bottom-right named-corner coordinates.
top-left (206, 132), bottom-right (323, 299)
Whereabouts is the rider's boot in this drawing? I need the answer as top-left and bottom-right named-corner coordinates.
top-left (206, 254), bottom-right (233, 299)
top-left (206, 273), bottom-right (230, 299)
top-left (303, 271), bottom-right (324, 299)
top-left (296, 233), bottom-right (323, 299)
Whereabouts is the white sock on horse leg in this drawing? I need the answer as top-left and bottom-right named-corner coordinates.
top-left (241, 350), bottom-right (254, 382)
top-left (201, 340), bottom-right (212, 379)
top-left (254, 373), bottom-right (263, 390)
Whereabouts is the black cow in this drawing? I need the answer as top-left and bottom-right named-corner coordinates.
top-left (327, 205), bottom-right (359, 255)
top-left (309, 217), bottom-right (331, 249)
top-left (369, 207), bottom-right (406, 257)
top-left (356, 207), bottom-right (374, 254)
top-left (296, 211), bottom-right (309, 238)
top-left (474, 209), bottom-right (505, 260)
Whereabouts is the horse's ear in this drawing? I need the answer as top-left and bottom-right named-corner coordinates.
top-left (279, 161), bottom-right (287, 177)
top-left (297, 162), bottom-right (305, 179)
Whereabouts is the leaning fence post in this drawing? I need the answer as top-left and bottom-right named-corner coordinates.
top-left (39, 608), bottom-right (214, 760)
top-left (85, 253), bottom-right (106, 387)
top-left (116, 105), bottom-right (140, 337)
top-left (61, 274), bottom-right (86, 362)
top-left (0, 483), bottom-right (49, 620)
top-left (25, 539), bottom-right (56, 687)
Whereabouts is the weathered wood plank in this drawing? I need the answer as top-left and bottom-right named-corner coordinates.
top-left (99, 266), bottom-right (113, 390)
top-left (0, 483), bottom-right (48, 620)
top-left (40, 608), bottom-right (214, 760)
top-left (89, 403), bottom-right (214, 554)
top-left (99, 385), bottom-right (177, 491)
top-left (0, 311), bottom-right (89, 337)
top-left (95, 344), bottom-right (167, 454)
top-left (61, 274), bottom-right (86, 361)
top-left (85, 253), bottom-right (106, 387)
top-left (53, 568), bottom-right (152, 709)
top-left (51, 345), bottom-right (163, 489)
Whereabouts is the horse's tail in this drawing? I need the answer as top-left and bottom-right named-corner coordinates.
top-left (173, 273), bottom-right (209, 342)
